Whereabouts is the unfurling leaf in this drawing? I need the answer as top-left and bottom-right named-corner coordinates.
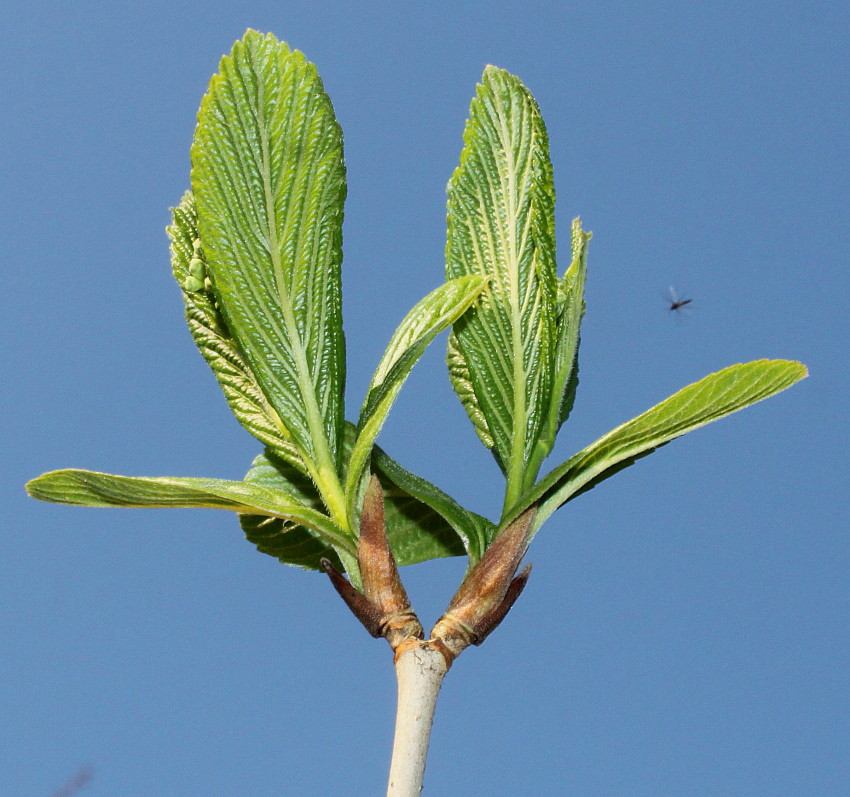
top-left (168, 192), bottom-right (307, 472)
top-left (191, 30), bottom-right (347, 522)
top-left (541, 218), bottom-right (591, 447)
top-left (446, 65), bottom-right (559, 514)
top-left (345, 275), bottom-right (488, 520)
top-left (447, 330), bottom-right (496, 453)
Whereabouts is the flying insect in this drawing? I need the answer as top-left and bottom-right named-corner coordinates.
top-left (665, 286), bottom-right (692, 314)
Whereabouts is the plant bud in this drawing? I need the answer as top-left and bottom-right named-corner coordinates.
top-left (189, 257), bottom-right (206, 280)
top-left (431, 507), bottom-right (536, 658)
top-left (321, 477), bottom-right (424, 651)
top-left (184, 275), bottom-right (205, 292)
top-left (358, 476), bottom-right (423, 649)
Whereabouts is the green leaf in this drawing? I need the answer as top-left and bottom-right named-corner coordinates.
top-left (191, 30), bottom-right (347, 522)
top-left (243, 445), bottom-right (469, 570)
top-left (168, 191), bottom-right (307, 472)
top-left (447, 330), bottom-right (497, 454)
top-left (381, 474), bottom-right (469, 565)
top-left (26, 469), bottom-right (356, 555)
top-left (26, 415), bottom-right (479, 576)
top-left (372, 444), bottom-right (497, 563)
top-left (546, 220), bottom-right (590, 439)
top-left (238, 452), bottom-right (345, 571)
top-left (524, 217), bottom-right (591, 478)
top-left (446, 65), bottom-right (558, 513)
top-left (507, 359), bottom-right (808, 536)
top-left (344, 275), bottom-right (488, 518)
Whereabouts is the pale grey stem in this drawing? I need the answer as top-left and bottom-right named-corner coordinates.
top-left (386, 645), bottom-right (449, 796)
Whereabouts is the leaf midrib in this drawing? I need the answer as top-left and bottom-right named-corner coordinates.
top-left (492, 83), bottom-right (532, 513)
top-left (203, 80), bottom-right (307, 419)
top-left (254, 56), bottom-right (346, 526)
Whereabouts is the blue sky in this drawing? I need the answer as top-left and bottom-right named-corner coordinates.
top-left (3, 2), bottom-right (847, 794)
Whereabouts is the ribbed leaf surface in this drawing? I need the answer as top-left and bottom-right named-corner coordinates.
top-left (191, 30), bottom-right (346, 490)
top-left (446, 66), bottom-right (557, 509)
top-left (447, 330), bottom-right (496, 452)
top-left (528, 217), bottom-right (591, 472)
top-left (168, 192), bottom-right (306, 471)
top-left (507, 359), bottom-right (808, 535)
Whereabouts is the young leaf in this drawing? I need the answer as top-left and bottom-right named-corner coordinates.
top-left (380, 476), bottom-right (468, 565)
top-left (26, 469), bottom-right (356, 555)
top-left (168, 192), bottom-right (307, 473)
top-left (505, 359), bottom-right (808, 536)
top-left (446, 65), bottom-right (558, 513)
top-left (447, 330), bottom-right (497, 454)
top-left (344, 275), bottom-right (488, 519)
top-left (238, 452), bottom-right (344, 571)
top-left (372, 444), bottom-right (496, 563)
top-left (537, 217), bottom-right (591, 454)
top-left (191, 30), bottom-right (347, 520)
top-left (243, 446), bottom-right (467, 570)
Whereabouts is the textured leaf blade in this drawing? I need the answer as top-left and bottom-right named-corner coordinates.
top-left (507, 360), bottom-right (808, 535)
top-left (168, 191), bottom-right (307, 471)
top-left (550, 218), bottom-right (590, 434)
top-left (446, 65), bottom-right (558, 510)
top-left (447, 330), bottom-right (496, 453)
top-left (344, 275), bottom-right (488, 514)
top-left (191, 30), bottom-right (346, 499)
top-left (526, 217), bottom-right (591, 474)
top-left (26, 469), bottom-right (355, 554)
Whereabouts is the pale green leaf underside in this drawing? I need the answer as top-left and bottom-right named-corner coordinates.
top-left (447, 330), bottom-right (495, 451)
top-left (26, 428), bottom-right (471, 574)
top-left (345, 275), bottom-right (488, 516)
top-left (168, 191), bottom-right (306, 472)
top-left (26, 469), bottom-right (355, 555)
top-left (191, 30), bottom-right (346, 481)
top-left (446, 65), bottom-right (557, 506)
top-left (508, 359), bottom-right (808, 536)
